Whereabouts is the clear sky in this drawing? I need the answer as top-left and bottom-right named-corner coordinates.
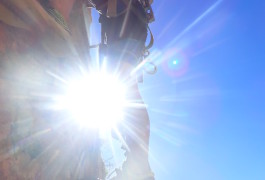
top-left (90, 1), bottom-right (265, 179)
top-left (141, 0), bottom-right (265, 180)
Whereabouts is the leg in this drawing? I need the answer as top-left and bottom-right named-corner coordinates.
top-left (112, 62), bottom-right (154, 180)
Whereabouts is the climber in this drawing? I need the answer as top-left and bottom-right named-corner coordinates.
top-left (87, 0), bottom-right (155, 179)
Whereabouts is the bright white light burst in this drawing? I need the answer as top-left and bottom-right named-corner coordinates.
top-left (56, 71), bottom-right (127, 130)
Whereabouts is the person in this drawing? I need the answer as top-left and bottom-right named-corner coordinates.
top-left (89, 1), bottom-right (155, 179)
top-left (0, 0), bottom-right (154, 179)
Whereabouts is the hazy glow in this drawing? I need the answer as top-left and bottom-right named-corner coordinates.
top-left (55, 71), bottom-right (127, 130)
top-left (173, 60), bottom-right (178, 65)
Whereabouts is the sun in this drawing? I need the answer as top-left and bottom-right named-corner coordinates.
top-left (55, 71), bottom-right (127, 131)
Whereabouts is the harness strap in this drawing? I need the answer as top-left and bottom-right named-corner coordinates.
top-left (145, 25), bottom-right (154, 51)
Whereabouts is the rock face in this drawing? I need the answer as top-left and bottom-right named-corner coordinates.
top-left (0, 1), bottom-right (105, 179)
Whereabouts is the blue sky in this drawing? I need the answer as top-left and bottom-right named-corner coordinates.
top-left (91, 1), bottom-right (265, 179)
top-left (140, 0), bottom-right (265, 180)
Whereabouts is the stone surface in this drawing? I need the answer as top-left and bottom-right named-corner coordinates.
top-left (0, 1), bottom-right (105, 179)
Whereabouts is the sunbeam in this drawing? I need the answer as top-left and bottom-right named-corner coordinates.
top-left (168, 0), bottom-right (223, 47)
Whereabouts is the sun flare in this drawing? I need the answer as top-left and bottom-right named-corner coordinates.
top-left (55, 71), bottom-right (127, 131)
